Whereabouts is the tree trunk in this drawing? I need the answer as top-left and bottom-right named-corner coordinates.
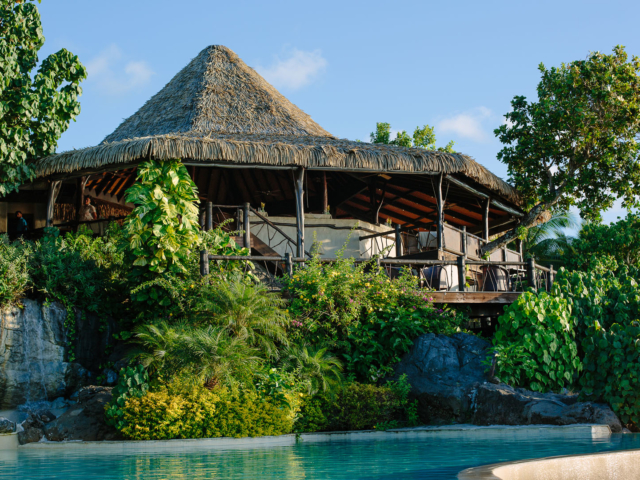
top-left (480, 204), bottom-right (552, 256)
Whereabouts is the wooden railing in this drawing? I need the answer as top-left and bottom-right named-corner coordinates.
top-left (199, 252), bottom-right (556, 294)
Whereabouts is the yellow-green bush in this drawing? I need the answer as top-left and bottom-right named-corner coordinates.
top-left (120, 386), bottom-right (295, 440)
top-left (296, 381), bottom-right (409, 432)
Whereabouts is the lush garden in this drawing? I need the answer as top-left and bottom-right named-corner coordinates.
top-left (0, 158), bottom-right (465, 439)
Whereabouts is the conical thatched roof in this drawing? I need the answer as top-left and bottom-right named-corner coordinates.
top-left (103, 45), bottom-right (332, 142)
top-left (34, 45), bottom-right (521, 205)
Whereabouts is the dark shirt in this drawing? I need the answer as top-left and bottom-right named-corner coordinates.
top-left (16, 217), bottom-right (28, 232)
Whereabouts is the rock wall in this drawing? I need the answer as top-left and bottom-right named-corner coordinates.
top-left (0, 300), bottom-right (92, 408)
top-left (393, 333), bottom-right (623, 432)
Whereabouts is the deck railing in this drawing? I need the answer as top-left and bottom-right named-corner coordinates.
top-left (199, 252), bottom-right (556, 294)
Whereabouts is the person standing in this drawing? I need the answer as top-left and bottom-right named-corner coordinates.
top-left (79, 196), bottom-right (98, 222)
top-left (15, 211), bottom-right (28, 237)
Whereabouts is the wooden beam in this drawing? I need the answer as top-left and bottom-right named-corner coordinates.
top-left (294, 168), bottom-right (305, 257)
top-left (46, 180), bottom-right (62, 227)
top-left (322, 171), bottom-right (328, 214)
top-left (75, 176), bottom-right (88, 224)
top-left (482, 197), bottom-right (490, 241)
top-left (445, 175), bottom-right (524, 217)
top-left (345, 197), bottom-right (433, 230)
top-left (430, 292), bottom-right (520, 304)
top-left (435, 173), bottom-right (444, 250)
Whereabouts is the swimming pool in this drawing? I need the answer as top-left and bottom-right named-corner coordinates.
top-left (3, 426), bottom-right (640, 479)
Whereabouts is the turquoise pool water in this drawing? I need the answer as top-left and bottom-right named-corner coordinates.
top-left (3, 430), bottom-right (640, 479)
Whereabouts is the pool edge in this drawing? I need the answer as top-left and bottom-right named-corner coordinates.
top-left (15, 423), bottom-right (611, 452)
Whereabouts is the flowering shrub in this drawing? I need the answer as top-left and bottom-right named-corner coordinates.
top-left (281, 252), bottom-right (464, 380)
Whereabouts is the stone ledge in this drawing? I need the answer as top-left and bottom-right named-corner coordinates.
top-left (17, 424), bottom-right (610, 453)
top-left (459, 447), bottom-right (640, 480)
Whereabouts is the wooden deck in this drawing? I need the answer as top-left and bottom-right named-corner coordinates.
top-left (430, 292), bottom-right (520, 304)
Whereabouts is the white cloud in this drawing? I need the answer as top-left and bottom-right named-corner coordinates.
top-left (86, 45), bottom-right (154, 96)
top-left (256, 48), bottom-right (327, 90)
top-left (437, 107), bottom-right (494, 142)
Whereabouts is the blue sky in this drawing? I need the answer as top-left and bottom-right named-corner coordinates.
top-left (39, 0), bottom-right (640, 225)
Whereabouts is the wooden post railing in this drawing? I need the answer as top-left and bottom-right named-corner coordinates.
top-left (526, 257), bottom-right (536, 289)
top-left (457, 255), bottom-right (466, 292)
top-left (242, 202), bottom-right (250, 250)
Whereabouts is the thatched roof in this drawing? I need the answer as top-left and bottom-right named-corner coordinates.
top-left (34, 45), bottom-right (520, 206)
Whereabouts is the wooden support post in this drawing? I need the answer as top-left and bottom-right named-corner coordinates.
top-left (369, 181), bottom-right (378, 225)
top-left (46, 180), bottom-right (62, 227)
top-left (294, 168), bottom-right (305, 258)
top-left (482, 197), bottom-right (490, 242)
top-left (395, 223), bottom-right (402, 257)
top-left (502, 247), bottom-right (507, 262)
top-left (200, 249), bottom-right (209, 276)
top-left (75, 176), bottom-right (88, 229)
top-left (284, 252), bottom-right (293, 277)
top-left (322, 171), bottom-right (328, 214)
top-left (461, 226), bottom-right (467, 257)
top-left (435, 173), bottom-right (444, 251)
top-left (206, 201), bottom-right (213, 231)
top-left (516, 238), bottom-right (523, 259)
top-left (199, 208), bottom-right (206, 229)
top-left (457, 255), bottom-right (466, 292)
top-left (243, 202), bottom-right (251, 250)
top-left (548, 264), bottom-right (555, 292)
top-left (526, 257), bottom-right (536, 290)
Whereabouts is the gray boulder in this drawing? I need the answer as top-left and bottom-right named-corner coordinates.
top-left (0, 417), bottom-right (15, 434)
top-left (473, 383), bottom-right (622, 432)
top-left (43, 386), bottom-right (120, 442)
top-left (394, 333), bottom-right (623, 431)
top-left (392, 333), bottom-right (491, 423)
top-left (0, 300), bottom-right (91, 408)
top-left (18, 427), bottom-right (43, 445)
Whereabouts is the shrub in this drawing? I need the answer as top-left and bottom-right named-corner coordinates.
top-left (345, 304), bottom-right (463, 381)
top-left (493, 291), bottom-right (582, 392)
top-left (119, 386), bottom-right (295, 440)
top-left (0, 235), bottom-right (30, 307)
top-left (295, 376), bottom-right (417, 433)
top-left (281, 249), bottom-right (464, 380)
top-left (581, 320), bottom-right (640, 426)
top-left (130, 322), bottom-right (262, 388)
top-left (105, 365), bottom-right (150, 430)
top-left (122, 159), bottom-right (201, 306)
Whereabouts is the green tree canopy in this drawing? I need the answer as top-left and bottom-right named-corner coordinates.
top-left (0, 0), bottom-right (86, 196)
top-left (370, 122), bottom-right (455, 152)
top-left (484, 46), bottom-right (640, 255)
top-left (560, 212), bottom-right (640, 273)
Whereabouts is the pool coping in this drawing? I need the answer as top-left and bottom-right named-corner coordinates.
top-left (457, 447), bottom-right (640, 479)
top-left (15, 423), bottom-right (611, 452)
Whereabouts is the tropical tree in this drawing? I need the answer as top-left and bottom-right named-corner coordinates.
top-left (0, 0), bottom-right (86, 196)
top-left (280, 343), bottom-right (344, 395)
top-left (122, 159), bottom-right (201, 305)
top-left (561, 212), bottom-right (640, 272)
top-left (370, 122), bottom-right (455, 152)
top-left (483, 46), bottom-right (640, 255)
top-left (131, 322), bottom-right (262, 388)
top-left (520, 211), bottom-right (579, 268)
top-left (198, 275), bottom-right (290, 358)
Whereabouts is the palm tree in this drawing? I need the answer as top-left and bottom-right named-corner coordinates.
top-left (280, 343), bottom-right (344, 395)
top-left (198, 275), bottom-right (289, 358)
top-left (129, 321), bottom-right (262, 388)
top-left (520, 211), bottom-right (579, 268)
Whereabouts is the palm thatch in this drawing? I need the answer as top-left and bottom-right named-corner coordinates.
top-left (34, 45), bottom-right (520, 205)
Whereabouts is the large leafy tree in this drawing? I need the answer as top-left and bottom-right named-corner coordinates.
top-left (520, 211), bottom-right (579, 268)
top-left (370, 122), bottom-right (455, 152)
top-left (483, 46), bottom-right (640, 255)
top-left (561, 212), bottom-right (640, 272)
top-left (123, 159), bottom-right (201, 302)
top-left (0, 0), bottom-right (86, 196)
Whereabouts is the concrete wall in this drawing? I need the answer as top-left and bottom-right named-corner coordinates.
top-left (248, 214), bottom-right (396, 259)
